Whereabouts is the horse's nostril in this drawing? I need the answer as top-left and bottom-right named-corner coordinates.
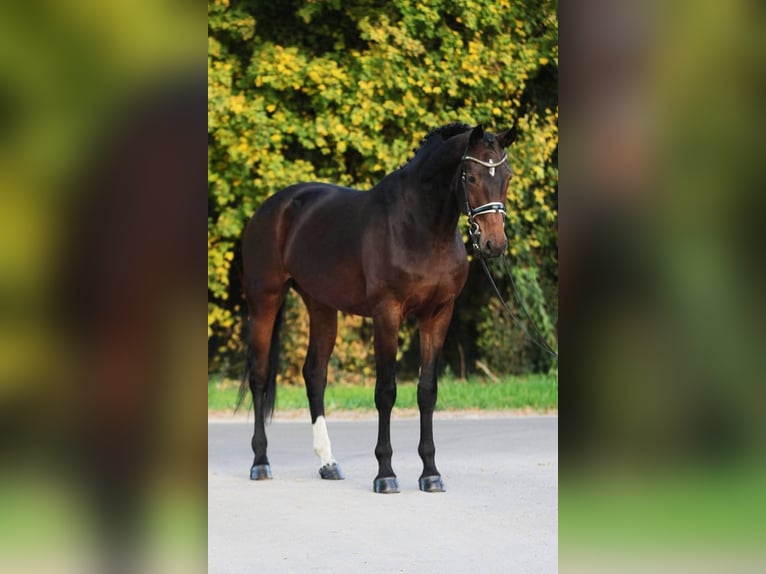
top-left (483, 239), bottom-right (506, 257)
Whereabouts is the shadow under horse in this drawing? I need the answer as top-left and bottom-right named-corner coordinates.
top-left (240, 123), bottom-right (516, 493)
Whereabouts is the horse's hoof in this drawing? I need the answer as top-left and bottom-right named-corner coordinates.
top-left (319, 462), bottom-right (345, 480)
top-left (419, 475), bottom-right (445, 493)
top-left (373, 476), bottom-right (400, 494)
top-left (250, 464), bottom-right (273, 480)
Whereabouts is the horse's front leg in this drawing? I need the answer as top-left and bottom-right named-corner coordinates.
top-left (372, 303), bottom-right (402, 493)
top-left (416, 302), bottom-right (455, 492)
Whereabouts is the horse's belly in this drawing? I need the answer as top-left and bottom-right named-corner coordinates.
top-left (287, 251), bottom-right (371, 315)
top-left (281, 187), bottom-right (372, 314)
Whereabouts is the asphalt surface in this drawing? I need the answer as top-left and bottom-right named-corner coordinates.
top-left (209, 415), bottom-right (557, 573)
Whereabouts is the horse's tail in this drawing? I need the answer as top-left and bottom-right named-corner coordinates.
top-left (237, 299), bottom-right (286, 420)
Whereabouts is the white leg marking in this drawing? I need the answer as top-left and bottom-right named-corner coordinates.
top-left (312, 416), bottom-right (335, 466)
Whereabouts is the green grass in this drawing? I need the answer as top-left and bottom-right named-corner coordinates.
top-left (208, 373), bottom-right (557, 413)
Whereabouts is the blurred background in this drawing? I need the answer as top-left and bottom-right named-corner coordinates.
top-left (561, 0), bottom-right (766, 571)
top-left (0, 2), bottom-right (206, 573)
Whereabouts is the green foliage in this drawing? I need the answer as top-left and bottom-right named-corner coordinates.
top-left (208, 0), bottom-right (558, 377)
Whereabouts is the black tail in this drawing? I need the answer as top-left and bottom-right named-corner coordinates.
top-left (237, 300), bottom-right (286, 420)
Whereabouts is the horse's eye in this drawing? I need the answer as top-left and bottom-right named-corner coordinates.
top-left (467, 175), bottom-right (477, 184)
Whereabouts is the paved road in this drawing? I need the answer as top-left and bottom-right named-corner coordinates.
top-left (209, 415), bottom-right (557, 573)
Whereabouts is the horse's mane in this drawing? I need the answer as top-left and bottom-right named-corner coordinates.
top-left (400, 122), bottom-right (472, 169)
top-left (419, 121), bottom-right (473, 146)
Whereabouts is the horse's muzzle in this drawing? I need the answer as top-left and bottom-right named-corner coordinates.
top-left (481, 237), bottom-right (508, 258)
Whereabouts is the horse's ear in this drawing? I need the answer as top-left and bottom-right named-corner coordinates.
top-left (469, 124), bottom-right (485, 146)
top-left (497, 126), bottom-right (518, 148)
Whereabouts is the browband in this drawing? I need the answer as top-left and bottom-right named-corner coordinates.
top-left (461, 153), bottom-right (508, 168)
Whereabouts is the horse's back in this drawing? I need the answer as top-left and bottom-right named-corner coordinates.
top-left (244, 182), bottom-right (348, 245)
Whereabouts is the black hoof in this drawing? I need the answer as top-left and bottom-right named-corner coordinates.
top-left (373, 476), bottom-right (400, 494)
top-left (250, 464), bottom-right (273, 481)
top-left (319, 462), bottom-right (345, 480)
top-left (419, 475), bottom-right (445, 492)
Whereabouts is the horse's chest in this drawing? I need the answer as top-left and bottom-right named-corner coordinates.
top-left (398, 259), bottom-right (467, 318)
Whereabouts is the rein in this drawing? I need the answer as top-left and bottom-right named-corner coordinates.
top-left (460, 151), bottom-right (558, 359)
top-left (475, 252), bottom-right (559, 358)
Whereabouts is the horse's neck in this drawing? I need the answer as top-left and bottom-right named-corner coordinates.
top-left (400, 142), bottom-right (464, 242)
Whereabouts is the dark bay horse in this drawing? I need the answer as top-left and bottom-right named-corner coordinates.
top-left (241, 123), bottom-right (516, 492)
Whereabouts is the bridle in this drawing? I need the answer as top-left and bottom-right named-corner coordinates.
top-left (460, 152), bottom-right (509, 252)
top-left (459, 149), bottom-right (559, 358)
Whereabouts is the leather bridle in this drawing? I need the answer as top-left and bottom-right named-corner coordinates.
top-left (460, 152), bottom-right (509, 252)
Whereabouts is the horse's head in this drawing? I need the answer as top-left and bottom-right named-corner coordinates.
top-left (459, 125), bottom-right (517, 258)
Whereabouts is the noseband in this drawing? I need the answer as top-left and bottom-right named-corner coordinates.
top-left (460, 152), bottom-right (508, 252)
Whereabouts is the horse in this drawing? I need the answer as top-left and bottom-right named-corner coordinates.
top-left (240, 122), bottom-right (516, 493)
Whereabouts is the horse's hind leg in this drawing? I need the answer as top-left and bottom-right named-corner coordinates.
top-left (246, 287), bottom-right (287, 480)
top-left (301, 297), bottom-right (344, 480)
